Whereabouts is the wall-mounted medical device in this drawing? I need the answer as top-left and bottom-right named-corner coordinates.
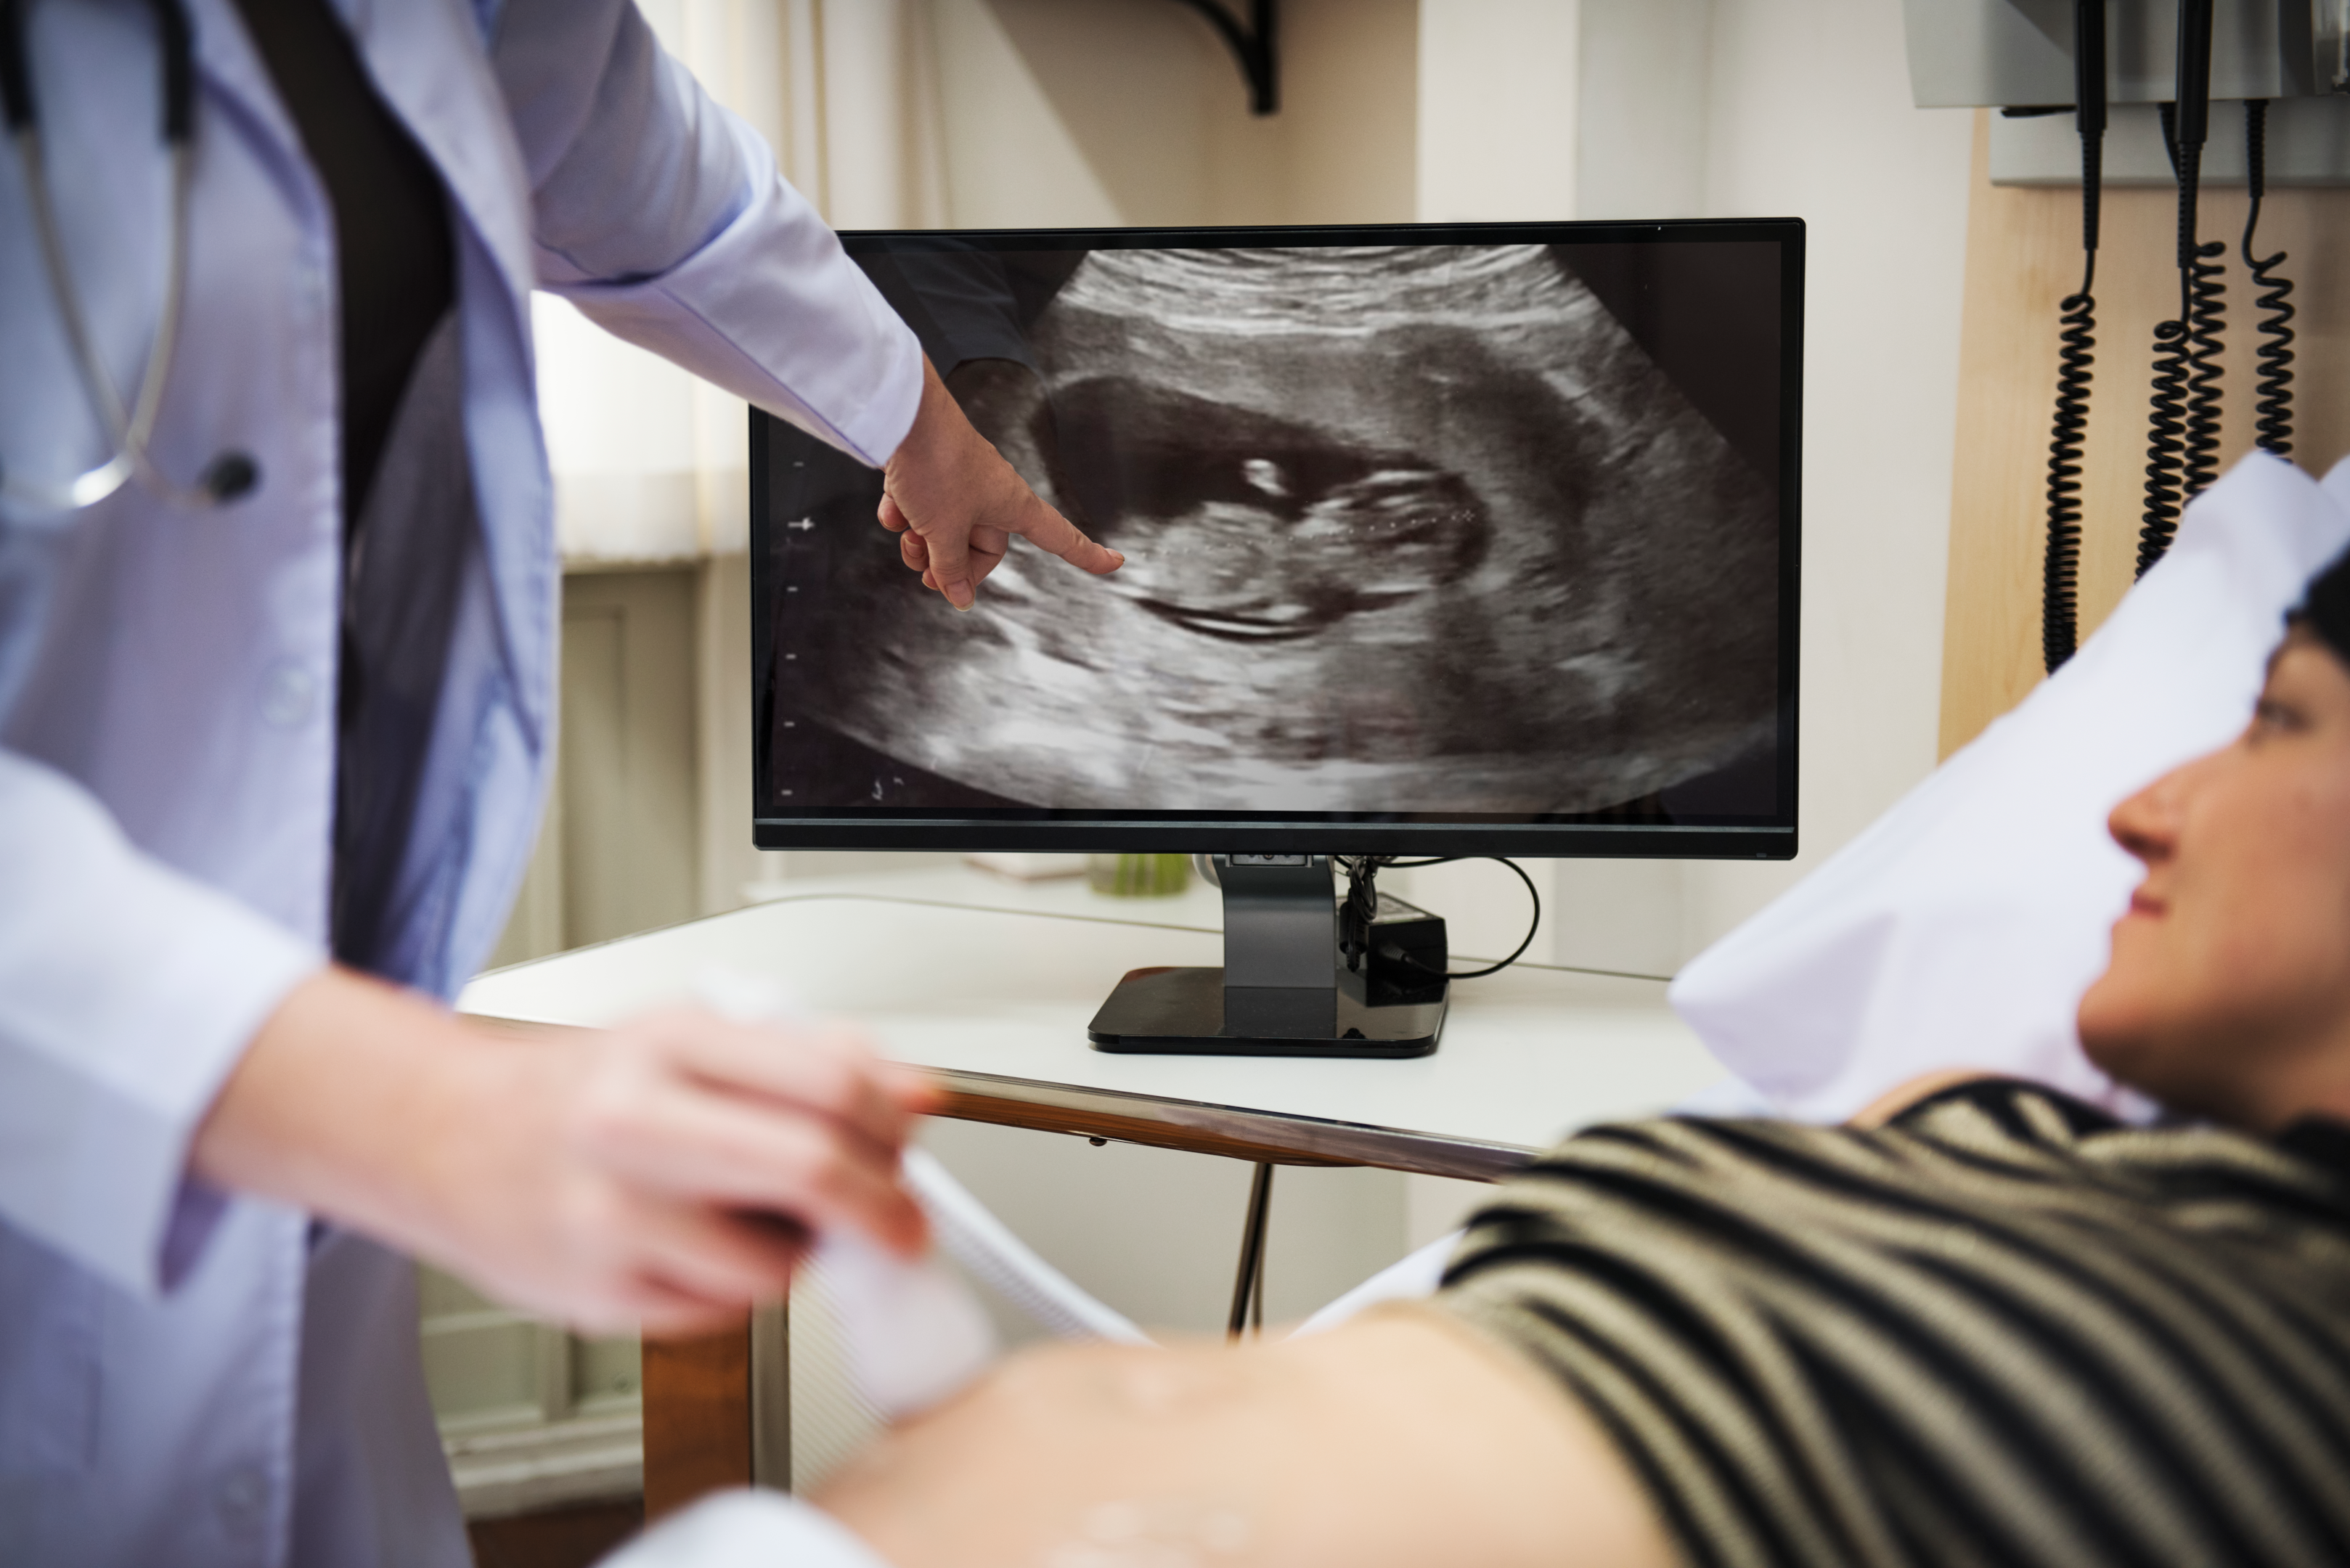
top-left (1908, 1), bottom-right (2350, 184)
top-left (1904, 1), bottom-right (2334, 671)
top-left (1907, 0), bottom-right (2348, 107)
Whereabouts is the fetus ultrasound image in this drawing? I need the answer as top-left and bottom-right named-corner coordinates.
top-left (759, 240), bottom-right (1787, 820)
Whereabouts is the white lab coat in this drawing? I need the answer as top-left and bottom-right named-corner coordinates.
top-left (0, 0), bottom-right (921, 1561)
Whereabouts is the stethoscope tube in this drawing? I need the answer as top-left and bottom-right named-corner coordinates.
top-left (0, 0), bottom-right (258, 513)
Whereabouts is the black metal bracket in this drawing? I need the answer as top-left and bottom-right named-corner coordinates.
top-left (1166, 0), bottom-right (1278, 115)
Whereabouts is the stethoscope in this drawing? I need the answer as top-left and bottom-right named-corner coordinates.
top-left (0, 0), bottom-right (258, 513)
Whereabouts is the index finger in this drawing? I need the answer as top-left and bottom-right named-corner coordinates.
top-left (1007, 495), bottom-right (1123, 576)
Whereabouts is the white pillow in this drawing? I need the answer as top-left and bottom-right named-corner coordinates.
top-left (1670, 452), bottom-right (2350, 1121)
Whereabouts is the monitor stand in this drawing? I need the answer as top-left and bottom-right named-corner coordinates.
top-left (1087, 855), bottom-right (1448, 1058)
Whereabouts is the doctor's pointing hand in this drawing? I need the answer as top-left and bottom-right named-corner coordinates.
top-left (881, 356), bottom-right (1126, 610)
top-left (0, 1), bottom-right (1111, 1563)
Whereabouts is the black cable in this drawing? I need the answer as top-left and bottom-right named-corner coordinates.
top-left (2242, 99), bottom-right (2296, 457)
top-left (2140, 0), bottom-right (2217, 579)
top-left (2041, 0), bottom-right (2105, 674)
top-left (1336, 853), bottom-right (1379, 973)
top-left (2169, 0), bottom-right (2224, 504)
top-left (1337, 855), bottom-right (1541, 981)
top-left (2139, 311), bottom-right (2190, 576)
top-left (2044, 284), bottom-right (2093, 670)
top-left (2182, 236), bottom-right (2227, 501)
top-left (2143, 333), bottom-right (2190, 580)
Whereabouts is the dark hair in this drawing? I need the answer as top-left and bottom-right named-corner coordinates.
top-left (2293, 547), bottom-right (2350, 664)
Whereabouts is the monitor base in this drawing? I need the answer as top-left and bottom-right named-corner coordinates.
top-left (1088, 965), bottom-right (1446, 1058)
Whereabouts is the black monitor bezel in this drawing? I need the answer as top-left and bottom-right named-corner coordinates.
top-left (751, 217), bottom-right (1803, 860)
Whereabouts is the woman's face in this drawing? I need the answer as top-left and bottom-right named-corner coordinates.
top-left (2079, 628), bottom-right (2350, 1127)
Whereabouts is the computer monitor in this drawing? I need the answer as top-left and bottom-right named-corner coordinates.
top-left (751, 220), bottom-right (1802, 1056)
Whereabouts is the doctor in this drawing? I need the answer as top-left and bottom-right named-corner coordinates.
top-left (0, 0), bottom-right (1119, 1563)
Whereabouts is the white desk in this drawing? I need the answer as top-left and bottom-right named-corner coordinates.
top-left (459, 865), bottom-right (1725, 1180)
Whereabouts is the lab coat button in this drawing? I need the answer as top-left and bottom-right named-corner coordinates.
top-left (214, 1462), bottom-right (268, 1539)
top-left (259, 658), bottom-right (315, 727)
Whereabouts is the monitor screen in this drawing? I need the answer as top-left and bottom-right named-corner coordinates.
top-left (752, 220), bottom-right (1801, 859)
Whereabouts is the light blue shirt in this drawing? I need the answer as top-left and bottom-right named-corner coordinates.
top-left (0, 1), bottom-right (921, 1561)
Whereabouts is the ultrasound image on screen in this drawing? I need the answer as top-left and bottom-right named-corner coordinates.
top-left (761, 240), bottom-right (1784, 820)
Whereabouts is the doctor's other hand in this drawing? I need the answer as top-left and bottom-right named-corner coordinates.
top-left (191, 966), bottom-right (937, 1336)
top-left (878, 354), bottom-right (1122, 610)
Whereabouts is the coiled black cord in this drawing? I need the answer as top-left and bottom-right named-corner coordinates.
top-left (2043, 279), bottom-right (2093, 672)
top-left (2182, 235), bottom-right (2227, 499)
top-left (2139, 98), bottom-right (2217, 579)
top-left (2041, 0), bottom-right (2105, 674)
top-left (2242, 99), bottom-right (2296, 456)
top-left (2139, 313), bottom-right (2191, 576)
top-left (2138, 255), bottom-right (2224, 574)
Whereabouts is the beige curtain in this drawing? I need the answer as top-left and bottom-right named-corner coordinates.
top-left (536, 0), bottom-right (948, 566)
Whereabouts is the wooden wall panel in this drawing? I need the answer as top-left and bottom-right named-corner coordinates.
top-left (1940, 111), bottom-right (2350, 758)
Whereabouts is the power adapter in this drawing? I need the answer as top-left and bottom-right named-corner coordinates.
top-left (1355, 890), bottom-right (1448, 1002)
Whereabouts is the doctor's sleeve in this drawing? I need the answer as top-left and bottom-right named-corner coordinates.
top-left (0, 750), bottom-right (322, 1297)
top-left (494, 1), bottom-right (923, 468)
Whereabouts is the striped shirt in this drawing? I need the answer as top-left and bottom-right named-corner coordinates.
top-left (1435, 1081), bottom-right (2350, 1568)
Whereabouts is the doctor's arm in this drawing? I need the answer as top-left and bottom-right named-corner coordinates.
top-left (497, 0), bottom-right (1117, 611)
top-left (0, 751), bottom-right (926, 1332)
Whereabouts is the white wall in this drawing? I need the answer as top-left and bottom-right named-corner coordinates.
top-left (1575, 0), bottom-right (1714, 221)
top-left (929, 0), bottom-right (1416, 228)
top-left (1680, 0), bottom-right (1972, 947)
top-left (1416, 0), bottom-right (1580, 222)
top-left (934, 0), bottom-right (1217, 225)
